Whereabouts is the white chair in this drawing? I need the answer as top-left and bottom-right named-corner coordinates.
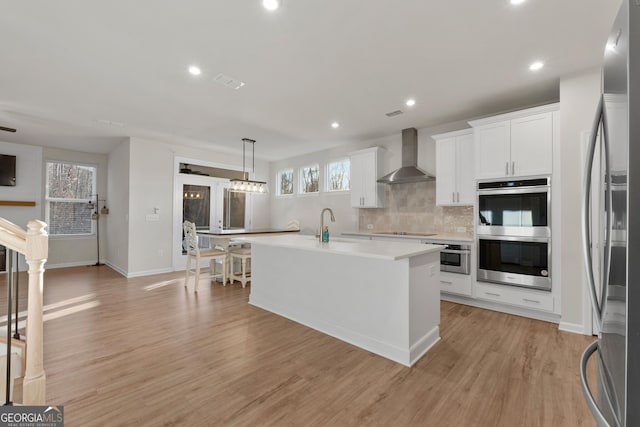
top-left (229, 246), bottom-right (251, 288)
top-left (183, 221), bottom-right (228, 292)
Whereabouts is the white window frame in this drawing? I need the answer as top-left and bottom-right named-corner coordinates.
top-left (276, 168), bottom-right (295, 197)
top-left (325, 157), bottom-right (350, 193)
top-left (45, 160), bottom-right (97, 237)
top-left (299, 163), bottom-right (320, 195)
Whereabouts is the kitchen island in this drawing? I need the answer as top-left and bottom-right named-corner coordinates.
top-left (240, 234), bottom-right (443, 366)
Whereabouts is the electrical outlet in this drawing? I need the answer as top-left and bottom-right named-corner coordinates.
top-left (429, 265), bottom-right (437, 276)
top-left (456, 227), bottom-right (467, 233)
top-left (366, 224), bottom-right (374, 230)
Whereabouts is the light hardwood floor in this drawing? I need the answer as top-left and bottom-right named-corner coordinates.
top-left (0, 266), bottom-right (597, 426)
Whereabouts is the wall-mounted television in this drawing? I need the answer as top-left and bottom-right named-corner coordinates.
top-left (0, 154), bottom-right (16, 186)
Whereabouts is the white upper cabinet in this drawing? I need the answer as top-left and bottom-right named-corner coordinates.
top-left (510, 113), bottom-right (553, 177)
top-left (434, 129), bottom-right (475, 206)
top-left (349, 147), bottom-right (385, 208)
top-left (470, 104), bottom-right (558, 180)
top-left (473, 121), bottom-right (511, 179)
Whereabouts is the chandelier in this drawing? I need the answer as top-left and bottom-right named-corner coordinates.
top-left (229, 138), bottom-right (268, 193)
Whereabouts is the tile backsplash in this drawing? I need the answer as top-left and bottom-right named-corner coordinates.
top-left (358, 181), bottom-right (474, 237)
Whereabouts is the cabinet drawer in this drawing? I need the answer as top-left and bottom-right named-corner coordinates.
top-left (475, 281), bottom-right (554, 312)
top-left (439, 271), bottom-right (472, 296)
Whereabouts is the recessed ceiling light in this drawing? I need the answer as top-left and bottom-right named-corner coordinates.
top-left (331, 122), bottom-right (340, 129)
top-left (262, 0), bottom-right (280, 11)
top-left (405, 99), bottom-right (416, 107)
top-left (510, 0), bottom-right (526, 4)
top-left (529, 61), bottom-right (544, 71)
top-left (188, 65), bottom-right (202, 76)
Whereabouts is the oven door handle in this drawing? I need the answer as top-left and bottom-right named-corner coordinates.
top-left (477, 186), bottom-right (550, 196)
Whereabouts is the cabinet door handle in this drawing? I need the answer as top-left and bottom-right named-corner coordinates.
top-left (511, 161), bottom-right (515, 176)
top-left (452, 192), bottom-right (455, 203)
top-left (441, 280), bottom-right (453, 285)
top-left (523, 298), bottom-right (541, 304)
top-left (456, 192), bottom-right (460, 203)
top-left (485, 292), bottom-right (501, 297)
top-left (505, 161), bottom-right (509, 176)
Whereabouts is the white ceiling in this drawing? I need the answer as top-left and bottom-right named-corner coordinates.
top-left (0, 0), bottom-right (621, 161)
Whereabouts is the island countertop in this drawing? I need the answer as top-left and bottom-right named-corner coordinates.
top-left (238, 234), bottom-right (443, 261)
top-left (197, 228), bottom-right (300, 236)
top-left (341, 231), bottom-right (473, 243)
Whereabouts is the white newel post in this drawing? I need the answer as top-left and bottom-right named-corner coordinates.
top-left (22, 220), bottom-right (48, 405)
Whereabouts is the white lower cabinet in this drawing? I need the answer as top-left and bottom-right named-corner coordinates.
top-left (439, 271), bottom-right (472, 296)
top-left (475, 281), bottom-right (554, 312)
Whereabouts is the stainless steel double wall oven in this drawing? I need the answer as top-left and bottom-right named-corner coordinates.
top-left (477, 177), bottom-right (551, 291)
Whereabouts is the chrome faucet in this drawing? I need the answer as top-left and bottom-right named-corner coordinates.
top-left (320, 208), bottom-right (336, 242)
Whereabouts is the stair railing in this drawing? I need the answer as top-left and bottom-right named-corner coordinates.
top-left (0, 218), bottom-right (48, 405)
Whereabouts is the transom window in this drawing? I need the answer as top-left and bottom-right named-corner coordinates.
top-left (277, 168), bottom-right (294, 196)
top-left (45, 161), bottom-right (96, 236)
top-left (326, 158), bottom-right (350, 192)
top-left (299, 164), bottom-right (319, 194)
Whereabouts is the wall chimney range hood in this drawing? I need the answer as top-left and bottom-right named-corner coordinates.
top-left (377, 128), bottom-right (434, 184)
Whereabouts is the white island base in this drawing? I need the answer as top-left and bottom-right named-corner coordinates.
top-left (246, 235), bottom-right (442, 367)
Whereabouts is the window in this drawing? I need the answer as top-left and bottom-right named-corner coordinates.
top-left (277, 168), bottom-right (294, 196)
top-left (45, 161), bottom-right (96, 236)
top-left (299, 164), bottom-right (319, 194)
top-left (326, 158), bottom-right (350, 192)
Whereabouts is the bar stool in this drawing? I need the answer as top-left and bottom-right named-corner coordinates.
top-left (229, 246), bottom-right (251, 288)
top-left (183, 221), bottom-right (228, 292)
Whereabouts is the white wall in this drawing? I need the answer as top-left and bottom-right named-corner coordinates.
top-left (559, 68), bottom-right (602, 330)
top-left (121, 137), bottom-right (270, 277)
top-left (106, 139), bottom-right (130, 275)
top-left (43, 147), bottom-right (108, 267)
top-left (269, 121), bottom-right (468, 235)
top-left (0, 141), bottom-right (42, 270)
top-left (128, 138), bottom-right (175, 275)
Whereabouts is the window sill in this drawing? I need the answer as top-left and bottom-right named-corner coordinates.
top-left (49, 234), bottom-right (96, 240)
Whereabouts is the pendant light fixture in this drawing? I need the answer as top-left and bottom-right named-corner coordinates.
top-left (230, 138), bottom-right (268, 193)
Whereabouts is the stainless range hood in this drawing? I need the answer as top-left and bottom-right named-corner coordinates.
top-left (377, 128), bottom-right (435, 184)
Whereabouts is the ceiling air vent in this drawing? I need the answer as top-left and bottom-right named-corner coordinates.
top-left (213, 73), bottom-right (245, 90)
top-left (385, 110), bottom-right (404, 117)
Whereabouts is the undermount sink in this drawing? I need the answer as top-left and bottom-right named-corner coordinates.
top-left (306, 236), bottom-right (358, 244)
top-left (376, 231), bottom-right (437, 237)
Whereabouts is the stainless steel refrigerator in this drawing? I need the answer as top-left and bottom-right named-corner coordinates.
top-left (581, 0), bottom-right (640, 425)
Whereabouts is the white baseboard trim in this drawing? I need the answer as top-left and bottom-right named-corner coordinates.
top-left (126, 267), bottom-right (174, 278)
top-left (441, 293), bottom-right (561, 324)
top-left (46, 260), bottom-right (106, 269)
top-left (558, 321), bottom-right (590, 335)
top-left (250, 292), bottom-right (434, 367)
top-left (104, 261), bottom-right (127, 278)
top-left (43, 260), bottom-right (175, 279)
top-left (410, 327), bottom-right (440, 366)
